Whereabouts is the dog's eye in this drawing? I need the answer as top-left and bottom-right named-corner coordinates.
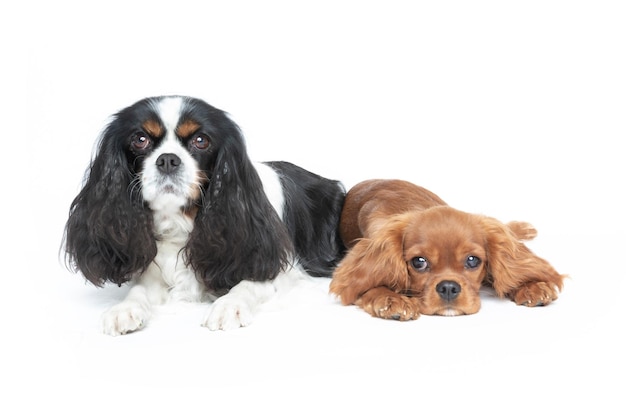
top-left (465, 256), bottom-right (481, 269)
top-left (131, 133), bottom-right (151, 151)
top-left (190, 134), bottom-right (211, 150)
top-left (411, 257), bottom-right (429, 272)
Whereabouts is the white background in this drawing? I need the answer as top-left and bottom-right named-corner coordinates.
top-left (2, 1), bottom-right (624, 415)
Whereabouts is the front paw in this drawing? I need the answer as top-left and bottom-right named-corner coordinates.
top-left (201, 297), bottom-right (253, 331)
top-left (511, 282), bottom-right (559, 307)
top-left (102, 302), bottom-right (150, 336)
top-left (357, 292), bottom-right (420, 321)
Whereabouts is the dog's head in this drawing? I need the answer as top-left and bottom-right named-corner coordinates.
top-left (122, 96), bottom-right (217, 211)
top-left (63, 96), bottom-right (291, 289)
top-left (399, 206), bottom-right (488, 315)
top-left (331, 205), bottom-right (562, 316)
top-left (91, 96), bottom-right (252, 211)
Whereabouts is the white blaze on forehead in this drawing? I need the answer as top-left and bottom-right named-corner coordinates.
top-left (151, 96), bottom-right (184, 151)
top-left (156, 96), bottom-right (184, 138)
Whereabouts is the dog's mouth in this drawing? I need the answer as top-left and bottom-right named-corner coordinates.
top-left (434, 307), bottom-right (466, 317)
top-left (429, 302), bottom-right (482, 316)
top-left (156, 175), bottom-right (188, 195)
top-left (143, 178), bottom-right (193, 212)
top-left (161, 183), bottom-right (179, 194)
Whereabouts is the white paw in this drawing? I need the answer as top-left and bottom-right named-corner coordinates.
top-left (201, 296), bottom-right (254, 331)
top-left (101, 301), bottom-right (150, 336)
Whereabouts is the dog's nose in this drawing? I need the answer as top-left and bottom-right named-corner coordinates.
top-left (156, 153), bottom-right (181, 174)
top-left (436, 280), bottom-right (461, 301)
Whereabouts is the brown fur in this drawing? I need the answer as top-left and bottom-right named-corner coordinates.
top-left (141, 119), bottom-right (163, 138)
top-left (329, 179), bottom-right (566, 320)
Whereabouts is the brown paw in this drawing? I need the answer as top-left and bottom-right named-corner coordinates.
top-left (512, 281), bottom-right (559, 307)
top-left (358, 293), bottom-right (420, 320)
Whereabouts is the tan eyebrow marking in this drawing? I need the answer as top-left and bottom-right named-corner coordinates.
top-left (142, 119), bottom-right (163, 137)
top-left (176, 119), bottom-right (201, 138)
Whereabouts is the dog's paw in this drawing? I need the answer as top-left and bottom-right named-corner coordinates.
top-left (512, 281), bottom-right (559, 307)
top-left (102, 301), bottom-right (150, 336)
top-left (358, 292), bottom-right (420, 321)
top-left (201, 296), bottom-right (254, 331)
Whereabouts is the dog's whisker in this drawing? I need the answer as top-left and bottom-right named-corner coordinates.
top-left (194, 180), bottom-right (207, 208)
top-left (126, 177), bottom-right (144, 203)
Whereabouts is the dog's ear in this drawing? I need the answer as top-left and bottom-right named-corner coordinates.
top-left (480, 216), bottom-right (565, 301)
top-left (185, 126), bottom-right (293, 291)
top-left (329, 213), bottom-right (412, 305)
top-left (63, 125), bottom-right (156, 286)
top-left (506, 221), bottom-right (537, 241)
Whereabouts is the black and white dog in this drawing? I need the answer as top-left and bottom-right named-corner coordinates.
top-left (63, 96), bottom-right (345, 335)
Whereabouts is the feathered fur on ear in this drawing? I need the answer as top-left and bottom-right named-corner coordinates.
top-left (480, 216), bottom-right (566, 300)
top-left (185, 126), bottom-right (293, 291)
top-left (329, 213), bottom-right (412, 305)
top-left (63, 127), bottom-right (156, 287)
top-left (506, 221), bottom-right (537, 241)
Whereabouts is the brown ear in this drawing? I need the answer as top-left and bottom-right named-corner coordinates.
top-left (481, 216), bottom-right (566, 299)
top-left (506, 221), bottom-right (537, 241)
top-left (329, 213), bottom-right (411, 305)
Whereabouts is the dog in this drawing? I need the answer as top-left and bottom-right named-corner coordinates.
top-left (63, 95), bottom-right (345, 335)
top-left (329, 179), bottom-right (566, 320)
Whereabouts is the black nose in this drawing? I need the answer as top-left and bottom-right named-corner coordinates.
top-left (436, 280), bottom-right (461, 301)
top-left (156, 153), bottom-right (181, 174)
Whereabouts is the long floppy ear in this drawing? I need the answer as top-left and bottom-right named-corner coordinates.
top-left (185, 125), bottom-right (293, 291)
top-left (481, 216), bottom-right (566, 301)
top-left (506, 221), bottom-right (537, 241)
top-left (329, 213), bottom-right (412, 305)
top-left (62, 125), bottom-right (156, 286)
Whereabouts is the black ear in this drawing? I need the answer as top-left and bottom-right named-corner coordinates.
top-left (185, 126), bottom-right (293, 291)
top-left (63, 124), bottom-right (156, 286)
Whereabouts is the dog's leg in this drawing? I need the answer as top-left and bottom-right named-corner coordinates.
top-left (201, 267), bottom-right (310, 331)
top-left (101, 264), bottom-right (168, 336)
top-left (356, 287), bottom-right (420, 321)
top-left (509, 281), bottom-right (560, 307)
top-left (201, 279), bottom-right (276, 331)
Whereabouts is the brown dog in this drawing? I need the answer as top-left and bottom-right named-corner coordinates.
top-left (329, 179), bottom-right (566, 320)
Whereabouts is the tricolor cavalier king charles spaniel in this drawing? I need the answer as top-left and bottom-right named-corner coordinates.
top-left (63, 96), bottom-right (345, 335)
top-left (329, 179), bottom-right (566, 320)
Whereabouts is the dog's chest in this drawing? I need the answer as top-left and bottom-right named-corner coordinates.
top-left (152, 211), bottom-right (206, 301)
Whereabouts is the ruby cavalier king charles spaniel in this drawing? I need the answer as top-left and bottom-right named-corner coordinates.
top-left (329, 179), bottom-right (566, 320)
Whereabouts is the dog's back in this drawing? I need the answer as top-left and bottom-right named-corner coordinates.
top-left (339, 179), bottom-right (447, 248)
top-left (339, 179), bottom-right (447, 247)
top-left (264, 161), bottom-right (347, 277)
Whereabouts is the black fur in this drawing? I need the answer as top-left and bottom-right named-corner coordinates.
top-left (63, 96), bottom-right (345, 292)
top-left (265, 161), bottom-right (346, 276)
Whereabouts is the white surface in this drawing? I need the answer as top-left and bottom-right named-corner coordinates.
top-left (2, 1), bottom-right (624, 415)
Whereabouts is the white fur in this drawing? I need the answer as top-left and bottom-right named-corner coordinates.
top-left (155, 96), bottom-right (184, 133)
top-left (201, 279), bottom-right (276, 331)
top-left (253, 161), bottom-right (284, 218)
top-left (101, 206), bottom-right (204, 336)
top-left (100, 105), bottom-right (296, 334)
